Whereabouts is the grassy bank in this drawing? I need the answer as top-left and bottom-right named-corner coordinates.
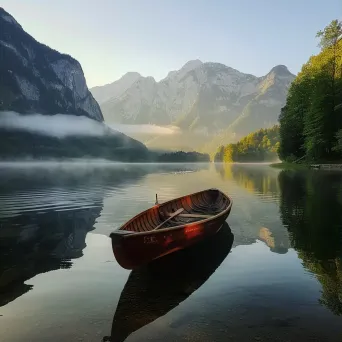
top-left (270, 162), bottom-right (310, 170)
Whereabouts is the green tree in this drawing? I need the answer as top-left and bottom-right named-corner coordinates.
top-left (278, 19), bottom-right (342, 162)
top-left (214, 125), bottom-right (279, 163)
top-left (316, 20), bottom-right (342, 50)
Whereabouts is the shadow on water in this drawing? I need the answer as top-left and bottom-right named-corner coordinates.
top-left (0, 165), bottom-right (147, 307)
top-left (278, 170), bottom-right (342, 315)
top-left (0, 206), bottom-right (102, 307)
top-left (103, 222), bottom-right (234, 342)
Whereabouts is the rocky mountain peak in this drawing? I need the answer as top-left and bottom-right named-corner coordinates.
top-left (165, 59), bottom-right (203, 80)
top-left (0, 7), bottom-right (21, 28)
top-left (268, 65), bottom-right (292, 77)
top-left (180, 59), bottom-right (203, 71)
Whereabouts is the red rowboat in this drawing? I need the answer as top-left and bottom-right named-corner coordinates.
top-left (110, 188), bottom-right (232, 269)
top-left (104, 223), bottom-right (233, 342)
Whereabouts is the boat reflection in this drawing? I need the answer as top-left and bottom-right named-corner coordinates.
top-left (103, 222), bottom-right (234, 342)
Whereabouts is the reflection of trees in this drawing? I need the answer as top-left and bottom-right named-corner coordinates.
top-left (214, 163), bottom-right (279, 197)
top-left (215, 163), bottom-right (289, 253)
top-left (278, 170), bottom-right (342, 315)
top-left (0, 205), bottom-right (102, 307)
top-left (103, 223), bottom-right (234, 342)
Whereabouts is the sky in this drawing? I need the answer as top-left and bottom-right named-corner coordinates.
top-left (1, 0), bottom-right (341, 88)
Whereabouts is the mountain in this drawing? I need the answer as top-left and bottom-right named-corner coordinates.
top-left (92, 60), bottom-right (294, 152)
top-left (91, 72), bottom-right (141, 105)
top-left (0, 8), bottom-right (149, 161)
top-left (0, 7), bottom-right (102, 121)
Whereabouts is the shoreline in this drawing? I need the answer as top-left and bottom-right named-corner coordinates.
top-left (270, 162), bottom-right (342, 170)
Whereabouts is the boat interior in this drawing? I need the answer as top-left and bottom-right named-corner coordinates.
top-left (120, 189), bottom-right (230, 233)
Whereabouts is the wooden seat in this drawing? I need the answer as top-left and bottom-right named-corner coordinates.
top-left (166, 212), bottom-right (213, 219)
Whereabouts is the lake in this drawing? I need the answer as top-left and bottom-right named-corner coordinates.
top-left (0, 161), bottom-right (342, 342)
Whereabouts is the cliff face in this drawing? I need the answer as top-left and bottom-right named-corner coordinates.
top-left (0, 8), bottom-right (152, 161)
top-left (0, 8), bottom-right (103, 121)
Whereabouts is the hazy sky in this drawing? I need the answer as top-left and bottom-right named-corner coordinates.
top-left (2, 0), bottom-right (341, 88)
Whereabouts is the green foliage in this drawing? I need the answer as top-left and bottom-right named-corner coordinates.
top-left (214, 125), bottom-right (279, 162)
top-left (333, 129), bottom-right (342, 152)
top-left (279, 20), bottom-right (342, 163)
top-left (316, 19), bottom-right (342, 50)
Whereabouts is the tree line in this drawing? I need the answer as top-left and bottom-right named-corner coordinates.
top-left (214, 125), bottom-right (279, 162)
top-left (279, 20), bottom-right (342, 162)
top-left (156, 151), bottom-right (210, 163)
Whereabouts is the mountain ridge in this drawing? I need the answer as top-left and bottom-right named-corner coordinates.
top-left (91, 61), bottom-right (294, 127)
top-left (90, 61), bottom-right (294, 152)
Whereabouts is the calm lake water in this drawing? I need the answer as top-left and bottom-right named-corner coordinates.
top-left (1, 162), bottom-right (342, 342)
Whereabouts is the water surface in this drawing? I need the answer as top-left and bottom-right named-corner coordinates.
top-left (0, 162), bottom-right (342, 341)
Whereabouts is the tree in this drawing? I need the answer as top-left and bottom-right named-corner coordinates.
top-left (317, 20), bottom-right (342, 116)
top-left (278, 19), bottom-right (342, 162)
top-left (214, 126), bottom-right (279, 163)
top-left (316, 20), bottom-right (342, 50)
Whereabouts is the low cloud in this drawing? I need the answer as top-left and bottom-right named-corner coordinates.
top-left (108, 123), bottom-right (181, 136)
top-left (0, 111), bottom-right (181, 138)
top-left (0, 111), bottom-right (111, 138)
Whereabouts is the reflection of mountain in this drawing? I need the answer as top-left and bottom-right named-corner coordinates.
top-left (215, 163), bottom-right (280, 197)
top-left (0, 165), bottom-right (147, 307)
top-left (0, 163), bottom-right (211, 307)
top-left (258, 226), bottom-right (289, 254)
top-left (0, 206), bottom-right (102, 307)
top-left (103, 223), bottom-right (233, 342)
top-left (0, 163), bottom-right (207, 194)
top-left (278, 170), bottom-right (342, 315)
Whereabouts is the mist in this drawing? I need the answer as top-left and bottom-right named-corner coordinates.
top-left (0, 111), bottom-right (182, 139)
top-left (0, 111), bottom-right (111, 138)
top-left (108, 123), bottom-right (181, 136)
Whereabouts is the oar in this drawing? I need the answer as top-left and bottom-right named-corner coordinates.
top-left (153, 208), bottom-right (184, 230)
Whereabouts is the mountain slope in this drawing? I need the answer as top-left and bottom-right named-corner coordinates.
top-left (201, 65), bottom-right (294, 152)
top-left (0, 8), bottom-right (149, 161)
top-left (90, 72), bottom-right (141, 105)
top-left (94, 61), bottom-right (294, 151)
top-left (0, 7), bottom-right (102, 121)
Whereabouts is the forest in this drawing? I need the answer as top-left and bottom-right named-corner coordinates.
top-left (156, 151), bottom-right (210, 163)
top-left (213, 125), bottom-right (279, 162)
top-left (279, 20), bottom-right (342, 163)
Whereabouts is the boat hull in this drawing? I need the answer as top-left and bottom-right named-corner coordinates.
top-left (111, 208), bottom-right (231, 270)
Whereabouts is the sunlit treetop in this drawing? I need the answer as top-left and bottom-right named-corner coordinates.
top-left (316, 19), bottom-right (342, 50)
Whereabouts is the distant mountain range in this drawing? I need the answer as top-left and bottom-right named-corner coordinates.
top-left (91, 61), bottom-right (295, 152)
